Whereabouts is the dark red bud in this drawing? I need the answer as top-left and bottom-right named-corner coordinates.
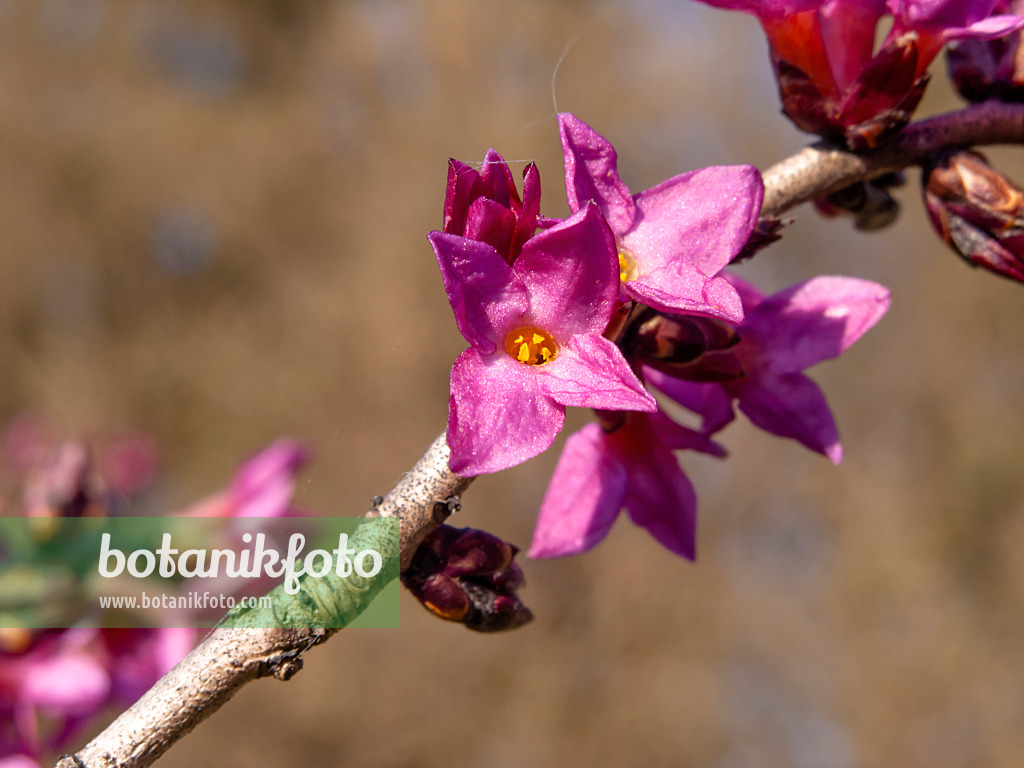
top-left (627, 311), bottom-right (738, 368)
top-left (773, 34), bottom-right (928, 149)
top-left (814, 173), bottom-right (905, 231)
top-left (947, 35), bottom-right (1024, 104)
top-left (443, 528), bottom-right (514, 578)
top-left (402, 524), bottom-right (533, 633)
top-left (923, 150), bottom-right (1024, 284)
top-left (410, 574), bottom-right (471, 622)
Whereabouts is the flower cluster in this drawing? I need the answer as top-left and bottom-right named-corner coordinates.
top-left (430, 114), bottom-right (890, 562)
top-left (692, 0), bottom-right (1024, 147)
top-left (0, 425), bottom-right (308, 768)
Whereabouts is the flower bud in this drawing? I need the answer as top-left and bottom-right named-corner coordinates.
top-left (22, 442), bottom-right (104, 518)
top-left (923, 150), bottom-right (1024, 283)
top-left (947, 1), bottom-right (1024, 103)
top-left (402, 525), bottom-right (533, 633)
top-left (623, 310), bottom-right (744, 383)
top-left (813, 173), bottom-right (905, 231)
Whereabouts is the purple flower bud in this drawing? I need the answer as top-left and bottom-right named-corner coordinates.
top-left (402, 525), bottom-right (533, 633)
top-left (947, 1), bottom-right (1024, 101)
top-left (443, 150), bottom-right (540, 266)
top-left (923, 150), bottom-right (1024, 283)
top-left (623, 311), bottom-right (745, 382)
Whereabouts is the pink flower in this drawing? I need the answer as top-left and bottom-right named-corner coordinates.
top-left (529, 410), bottom-right (725, 560)
top-left (558, 113), bottom-right (763, 323)
top-left (647, 275), bottom-right (890, 464)
top-left (429, 203), bottom-right (656, 476)
top-left (443, 149), bottom-right (540, 265)
top-left (0, 626), bottom-right (193, 763)
top-left (690, 0), bottom-right (1024, 147)
top-left (178, 439), bottom-right (308, 517)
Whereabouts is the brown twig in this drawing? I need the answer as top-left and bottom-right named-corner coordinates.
top-left (761, 101), bottom-right (1024, 217)
top-left (56, 100), bottom-right (1024, 768)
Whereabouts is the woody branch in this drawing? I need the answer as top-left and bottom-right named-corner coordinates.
top-left (55, 99), bottom-right (1024, 768)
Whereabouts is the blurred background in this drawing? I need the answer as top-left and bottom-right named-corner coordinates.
top-left (1, 0), bottom-right (1023, 766)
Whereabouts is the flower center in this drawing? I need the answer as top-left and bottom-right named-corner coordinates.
top-left (618, 251), bottom-right (638, 283)
top-left (504, 326), bottom-right (558, 365)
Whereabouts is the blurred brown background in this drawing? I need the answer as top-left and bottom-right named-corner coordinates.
top-left (1, 1), bottom-right (1023, 766)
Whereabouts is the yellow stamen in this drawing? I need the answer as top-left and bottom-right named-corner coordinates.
top-left (618, 250), bottom-right (638, 283)
top-left (504, 325), bottom-right (558, 366)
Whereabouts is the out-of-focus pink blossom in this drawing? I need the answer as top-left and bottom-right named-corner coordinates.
top-left (178, 439), bottom-right (309, 517)
top-left (530, 410), bottom-right (725, 560)
top-left (647, 275), bottom-right (891, 463)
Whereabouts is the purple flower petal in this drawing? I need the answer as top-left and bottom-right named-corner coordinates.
top-left (428, 232), bottom-right (529, 354)
top-left (514, 204), bottom-right (619, 337)
top-left (645, 368), bottom-right (738, 435)
top-left (463, 198), bottom-right (517, 261)
top-left (735, 370), bottom-right (843, 464)
top-left (693, 0), bottom-right (827, 18)
top-left (537, 335), bottom-right (656, 413)
top-left (479, 148), bottom-right (519, 210)
top-left (558, 113), bottom-right (636, 235)
top-left (230, 439), bottom-right (309, 518)
top-left (622, 165), bottom-right (764, 278)
top-left (447, 349), bottom-right (565, 475)
top-left (941, 13), bottom-right (1024, 40)
top-left (510, 162), bottom-right (542, 263)
top-left (743, 276), bottom-right (891, 373)
top-left (443, 158), bottom-right (480, 236)
top-left (649, 409), bottom-right (728, 457)
top-left (0, 758), bottom-right (42, 768)
top-left (529, 424), bottom-right (627, 558)
top-left (627, 267), bottom-right (745, 322)
top-left (20, 651), bottom-right (109, 714)
top-left (891, 0), bottom-right (997, 30)
top-left (622, 441), bottom-right (699, 560)
top-left (724, 271), bottom-right (767, 311)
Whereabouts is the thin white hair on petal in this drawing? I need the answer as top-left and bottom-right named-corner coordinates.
top-left (467, 158), bottom-right (538, 170)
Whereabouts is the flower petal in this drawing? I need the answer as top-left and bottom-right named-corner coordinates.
top-left (693, 0), bottom-right (828, 18)
top-left (941, 14), bottom-right (1024, 40)
top-left (443, 158), bottom-right (480, 236)
top-left (529, 424), bottom-right (627, 558)
top-left (447, 349), bottom-right (565, 475)
top-left (479, 148), bottom-right (519, 210)
top-left (537, 335), bottom-right (656, 413)
top-left (649, 409), bottom-right (728, 457)
top-left (514, 203), bottom-right (619, 337)
top-left (627, 266), bottom-right (745, 322)
top-left (464, 197), bottom-right (517, 262)
top-left (736, 370), bottom-right (843, 464)
top-left (744, 276), bottom-right (891, 373)
top-left (428, 232), bottom-right (529, 353)
top-left (621, 440), bottom-right (699, 560)
top-left (229, 439), bottom-right (308, 518)
top-left (558, 113), bottom-right (636, 234)
top-left (621, 165), bottom-right (764, 278)
top-left (21, 651), bottom-right (109, 715)
top-left (724, 271), bottom-right (766, 311)
top-left (510, 162), bottom-right (541, 263)
top-left (645, 368), bottom-right (738, 435)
